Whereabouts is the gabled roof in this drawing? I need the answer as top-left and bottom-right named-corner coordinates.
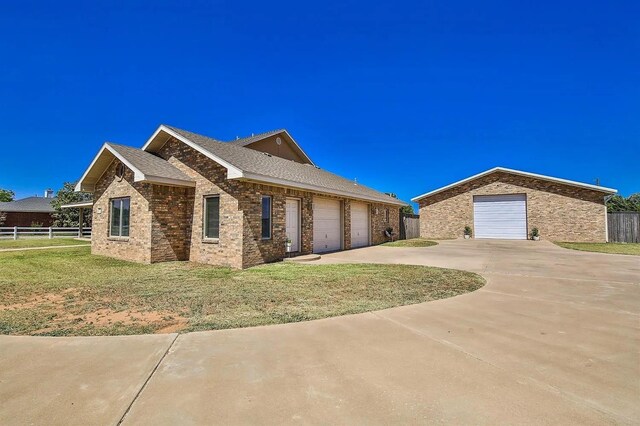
top-left (226, 129), bottom-right (314, 165)
top-left (143, 125), bottom-right (406, 206)
top-left (228, 129), bottom-right (286, 146)
top-left (0, 196), bottom-right (56, 213)
top-left (411, 167), bottom-right (617, 202)
top-left (75, 142), bottom-right (195, 192)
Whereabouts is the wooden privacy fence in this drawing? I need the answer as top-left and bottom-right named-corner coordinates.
top-left (0, 227), bottom-right (92, 240)
top-left (400, 213), bottom-right (420, 240)
top-left (607, 212), bottom-right (639, 243)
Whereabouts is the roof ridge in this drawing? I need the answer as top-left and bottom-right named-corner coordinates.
top-left (229, 128), bottom-right (285, 142)
top-left (161, 125), bottom-right (406, 205)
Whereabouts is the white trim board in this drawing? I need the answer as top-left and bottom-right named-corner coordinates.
top-left (412, 167), bottom-right (617, 202)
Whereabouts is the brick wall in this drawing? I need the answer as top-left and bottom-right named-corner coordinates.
top-left (149, 185), bottom-right (194, 262)
top-left (1, 212), bottom-right (54, 227)
top-left (371, 203), bottom-right (400, 244)
top-left (92, 161), bottom-right (153, 263)
top-left (157, 138), bottom-right (245, 269)
top-left (417, 172), bottom-right (607, 242)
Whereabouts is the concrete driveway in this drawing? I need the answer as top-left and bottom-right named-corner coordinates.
top-left (1, 240), bottom-right (638, 425)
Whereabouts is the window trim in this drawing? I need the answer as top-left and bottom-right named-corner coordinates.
top-left (109, 197), bottom-right (130, 238)
top-left (203, 194), bottom-right (221, 241)
top-left (385, 208), bottom-right (390, 223)
top-left (261, 195), bottom-right (272, 240)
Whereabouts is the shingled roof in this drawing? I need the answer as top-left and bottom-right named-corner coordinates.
top-left (106, 143), bottom-right (194, 184)
top-left (75, 142), bottom-right (195, 192)
top-left (0, 196), bottom-right (56, 213)
top-left (153, 125), bottom-right (406, 206)
top-left (228, 129), bottom-right (286, 146)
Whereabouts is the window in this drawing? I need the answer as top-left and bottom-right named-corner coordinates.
top-left (204, 195), bottom-right (220, 239)
top-left (110, 197), bottom-right (130, 237)
top-left (385, 208), bottom-right (390, 223)
top-left (261, 195), bottom-right (272, 239)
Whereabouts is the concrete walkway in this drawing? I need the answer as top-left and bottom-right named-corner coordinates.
top-left (1, 240), bottom-right (638, 425)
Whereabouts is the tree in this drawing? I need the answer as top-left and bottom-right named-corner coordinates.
top-left (0, 188), bottom-right (14, 202)
top-left (400, 205), bottom-right (415, 215)
top-left (607, 193), bottom-right (640, 213)
top-left (51, 182), bottom-right (93, 227)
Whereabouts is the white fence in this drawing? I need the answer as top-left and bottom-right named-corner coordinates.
top-left (0, 227), bottom-right (92, 239)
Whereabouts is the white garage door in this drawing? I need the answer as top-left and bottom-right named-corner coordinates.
top-left (473, 194), bottom-right (527, 240)
top-left (313, 198), bottom-right (342, 253)
top-left (350, 202), bottom-right (369, 248)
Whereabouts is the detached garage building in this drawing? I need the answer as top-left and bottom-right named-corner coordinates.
top-left (412, 167), bottom-right (617, 242)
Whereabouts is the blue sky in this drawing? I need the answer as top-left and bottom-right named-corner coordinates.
top-left (0, 0), bottom-right (638, 208)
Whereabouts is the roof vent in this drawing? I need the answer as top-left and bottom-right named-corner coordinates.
top-left (44, 189), bottom-right (54, 198)
top-left (276, 136), bottom-right (282, 145)
top-left (354, 178), bottom-right (358, 186)
top-left (262, 152), bottom-right (272, 157)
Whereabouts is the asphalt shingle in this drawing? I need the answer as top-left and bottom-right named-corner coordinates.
top-left (0, 197), bottom-right (56, 213)
top-left (164, 126), bottom-right (405, 205)
top-left (107, 143), bottom-right (194, 184)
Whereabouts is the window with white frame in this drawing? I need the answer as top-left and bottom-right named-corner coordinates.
top-left (204, 195), bottom-right (220, 239)
top-left (110, 197), bottom-right (130, 237)
top-left (261, 195), bottom-right (272, 239)
top-left (385, 208), bottom-right (390, 223)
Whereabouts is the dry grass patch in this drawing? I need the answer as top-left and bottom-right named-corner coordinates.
top-left (0, 247), bottom-right (484, 336)
top-left (382, 238), bottom-right (438, 247)
top-left (554, 242), bottom-right (640, 256)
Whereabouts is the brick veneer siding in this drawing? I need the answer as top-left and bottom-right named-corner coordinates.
top-left (1, 212), bottom-right (54, 227)
top-left (157, 138), bottom-right (246, 269)
top-left (149, 185), bottom-right (194, 263)
top-left (371, 203), bottom-right (400, 244)
top-left (92, 162), bottom-right (154, 263)
top-left (417, 172), bottom-right (607, 242)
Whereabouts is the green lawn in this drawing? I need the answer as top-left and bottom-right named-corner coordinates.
top-left (0, 238), bottom-right (90, 250)
top-left (382, 238), bottom-right (438, 248)
top-left (555, 242), bottom-right (640, 256)
top-left (0, 247), bottom-right (484, 336)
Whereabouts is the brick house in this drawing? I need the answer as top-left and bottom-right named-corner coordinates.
top-left (412, 167), bottom-right (617, 242)
top-left (76, 125), bottom-right (406, 268)
top-left (0, 190), bottom-right (56, 227)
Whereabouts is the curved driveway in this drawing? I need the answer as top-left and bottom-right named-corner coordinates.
top-left (1, 240), bottom-right (638, 425)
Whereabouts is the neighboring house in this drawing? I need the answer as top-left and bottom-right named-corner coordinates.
top-left (412, 167), bottom-right (617, 242)
top-left (0, 190), bottom-right (56, 227)
top-left (76, 125), bottom-right (406, 268)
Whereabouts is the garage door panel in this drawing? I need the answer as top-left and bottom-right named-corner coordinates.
top-left (313, 198), bottom-right (342, 253)
top-left (473, 194), bottom-right (527, 240)
top-left (350, 202), bottom-right (369, 248)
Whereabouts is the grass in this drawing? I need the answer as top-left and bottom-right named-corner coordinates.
top-left (382, 238), bottom-right (438, 248)
top-left (0, 247), bottom-right (484, 336)
top-left (0, 238), bottom-right (90, 249)
top-left (554, 242), bottom-right (640, 256)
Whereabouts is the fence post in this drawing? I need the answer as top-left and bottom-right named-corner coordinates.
top-left (13, 226), bottom-right (18, 240)
top-left (49, 227), bottom-right (53, 239)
